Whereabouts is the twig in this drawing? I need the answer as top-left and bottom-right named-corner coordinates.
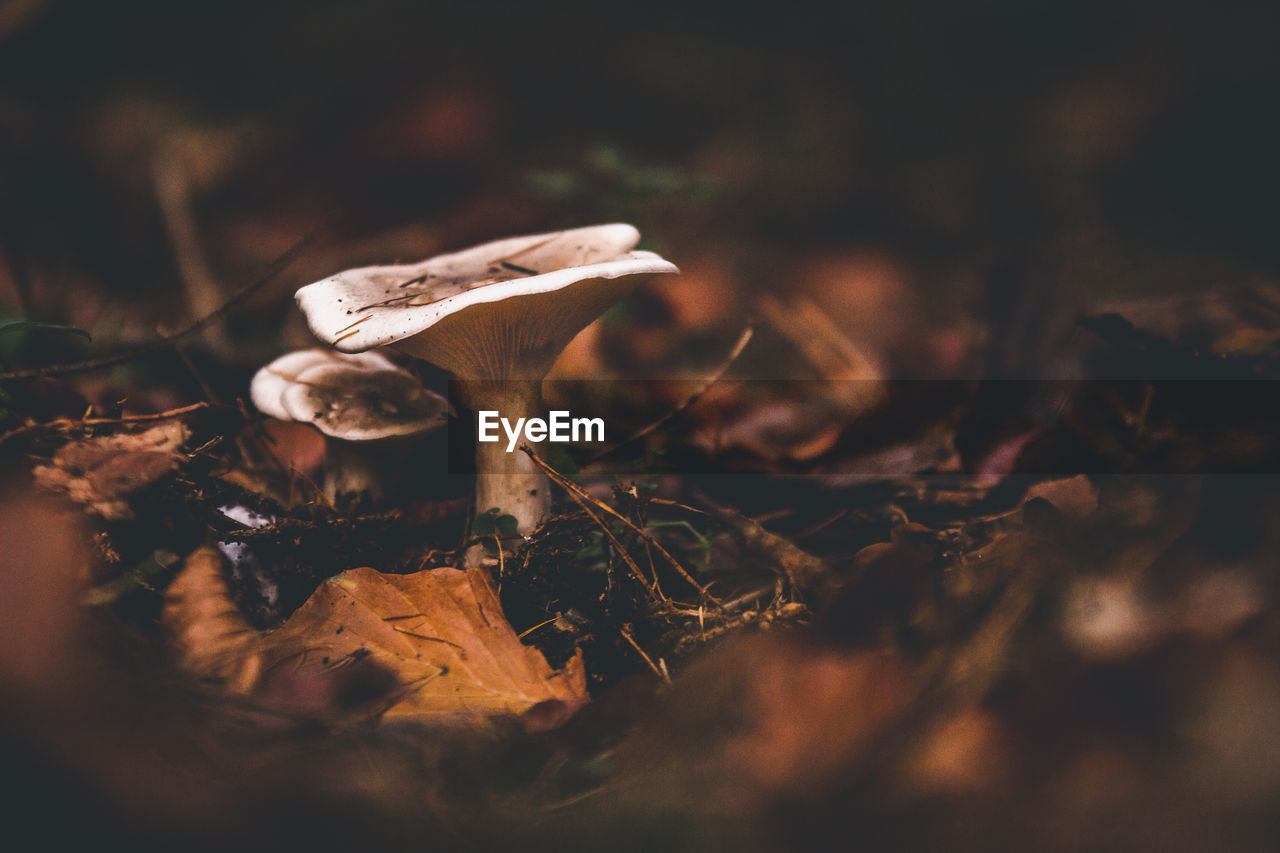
top-left (533, 460), bottom-right (661, 601)
top-left (644, 540), bottom-right (664, 599)
top-left (172, 341), bottom-right (223, 404)
top-left (492, 534), bottom-right (506, 576)
top-left (216, 499), bottom-right (468, 541)
top-left (719, 583), bottom-right (777, 613)
top-left (0, 222), bottom-right (328, 381)
top-left (522, 445), bottom-right (721, 606)
top-left (619, 627), bottom-right (669, 683)
top-left (81, 549), bottom-right (182, 606)
top-left (696, 491), bottom-right (831, 594)
top-left (517, 616), bottom-right (559, 639)
top-left (0, 401), bottom-right (223, 448)
top-left (649, 497), bottom-right (709, 515)
top-left (589, 323), bottom-right (754, 463)
top-left (794, 507), bottom-right (850, 541)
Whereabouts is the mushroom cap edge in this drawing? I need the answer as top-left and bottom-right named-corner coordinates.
top-left (295, 226), bottom-right (678, 354)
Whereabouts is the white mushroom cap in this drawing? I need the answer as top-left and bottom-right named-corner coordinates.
top-left (249, 349), bottom-right (335, 420)
top-left (294, 224), bottom-right (678, 380)
top-left (250, 349), bottom-right (449, 441)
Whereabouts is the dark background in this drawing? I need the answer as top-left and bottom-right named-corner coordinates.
top-left (3, 0), bottom-right (1278, 377)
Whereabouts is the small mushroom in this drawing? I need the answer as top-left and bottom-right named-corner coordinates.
top-left (250, 348), bottom-right (450, 503)
top-left (294, 224), bottom-right (678, 559)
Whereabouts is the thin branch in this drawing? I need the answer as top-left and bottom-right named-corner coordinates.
top-left (648, 497), bottom-right (710, 515)
top-left (539, 465), bottom-right (662, 601)
top-left (0, 401), bottom-right (224, 447)
top-left (589, 322), bottom-right (754, 463)
top-left (619, 627), bottom-right (669, 683)
top-left (215, 498), bottom-right (469, 541)
top-left (522, 445), bottom-right (721, 606)
top-left (0, 222), bottom-right (329, 382)
top-left (517, 616), bottom-right (559, 640)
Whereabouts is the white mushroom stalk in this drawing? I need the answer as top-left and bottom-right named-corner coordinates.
top-left (250, 349), bottom-right (450, 504)
top-left (293, 224), bottom-right (678, 560)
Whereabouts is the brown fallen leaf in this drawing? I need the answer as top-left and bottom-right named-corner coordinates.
top-left (164, 549), bottom-right (588, 726)
top-left (261, 566), bottom-right (588, 724)
top-left (0, 494), bottom-right (88, 697)
top-left (1024, 474), bottom-right (1099, 520)
top-left (756, 291), bottom-right (885, 417)
top-left (33, 421), bottom-right (188, 519)
top-left (612, 636), bottom-right (918, 815)
top-left (162, 547), bottom-right (262, 692)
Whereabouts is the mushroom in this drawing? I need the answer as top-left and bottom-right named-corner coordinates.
top-left (250, 348), bottom-right (450, 503)
top-left (293, 224), bottom-right (678, 559)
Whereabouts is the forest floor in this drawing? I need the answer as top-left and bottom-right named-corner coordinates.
top-left (2, 2), bottom-right (1280, 850)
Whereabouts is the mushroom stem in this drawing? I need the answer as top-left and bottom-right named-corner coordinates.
top-left (465, 380), bottom-right (552, 563)
top-left (322, 437), bottom-right (409, 505)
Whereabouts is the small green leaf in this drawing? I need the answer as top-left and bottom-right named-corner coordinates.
top-left (0, 320), bottom-right (92, 340)
top-left (494, 513), bottom-right (519, 538)
top-left (471, 508), bottom-right (499, 536)
top-left (471, 507), bottom-right (519, 539)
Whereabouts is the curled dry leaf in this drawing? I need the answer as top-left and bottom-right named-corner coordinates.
top-left (33, 422), bottom-right (188, 519)
top-left (162, 547), bottom-right (262, 692)
top-left (164, 549), bottom-right (588, 726)
top-left (1024, 474), bottom-right (1099, 520)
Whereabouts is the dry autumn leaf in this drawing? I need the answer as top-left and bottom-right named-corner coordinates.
top-left (262, 566), bottom-right (588, 723)
top-left (33, 422), bottom-right (188, 519)
top-left (611, 636), bottom-right (918, 816)
top-left (164, 548), bottom-right (588, 726)
top-left (1024, 474), bottom-right (1099, 520)
top-left (163, 547), bottom-right (262, 692)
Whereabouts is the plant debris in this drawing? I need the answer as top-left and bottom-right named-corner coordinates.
top-left (32, 421), bottom-right (188, 519)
